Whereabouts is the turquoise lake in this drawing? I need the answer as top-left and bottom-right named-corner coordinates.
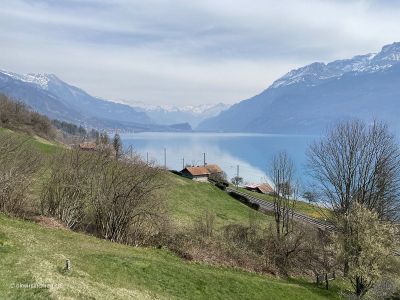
top-left (120, 132), bottom-right (318, 184)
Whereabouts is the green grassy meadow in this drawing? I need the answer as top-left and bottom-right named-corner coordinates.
top-left (0, 213), bottom-right (342, 299)
top-left (166, 174), bottom-right (272, 228)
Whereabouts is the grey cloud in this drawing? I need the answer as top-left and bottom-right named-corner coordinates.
top-left (1, 0), bottom-right (400, 105)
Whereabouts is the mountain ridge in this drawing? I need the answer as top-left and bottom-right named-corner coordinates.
top-left (0, 70), bottom-right (192, 132)
top-left (198, 42), bottom-right (400, 134)
top-left (133, 102), bottom-right (230, 127)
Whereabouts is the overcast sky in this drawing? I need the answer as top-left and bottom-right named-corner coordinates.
top-left (1, 0), bottom-right (400, 106)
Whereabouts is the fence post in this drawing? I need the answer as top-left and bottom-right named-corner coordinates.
top-left (325, 273), bottom-right (329, 290)
top-left (65, 259), bottom-right (71, 271)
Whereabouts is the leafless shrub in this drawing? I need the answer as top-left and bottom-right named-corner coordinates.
top-left (0, 132), bottom-right (42, 215)
top-left (90, 156), bottom-right (166, 244)
top-left (264, 222), bottom-right (307, 276)
top-left (41, 149), bottom-right (93, 229)
top-left (0, 94), bottom-right (55, 139)
top-left (41, 148), bottom-right (167, 245)
top-left (194, 209), bottom-right (216, 238)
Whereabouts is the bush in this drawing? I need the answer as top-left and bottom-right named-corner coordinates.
top-left (41, 148), bottom-right (168, 246)
top-left (0, 132), bottom-right (42, 215)
top-left (41, 149), bottom-right (92, 229)
top-left (229, 191), bottom-right (259, 210)
top-left (194, 210), bottom-right (216, 238)
top-left (215, 182), bottom-right (226, 190)
top-left (209, 172), bottom-right (229, 186)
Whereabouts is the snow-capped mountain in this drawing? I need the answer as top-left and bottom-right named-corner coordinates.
top-left (199, 42), bottom-right (400, 134)
top-left (0, 70), bottom-right (190, 131)
top-left (272, 43), bottom-right (400, 89)
top-left (0, 70), bottom-right (57, 89)
top-left (132, 102), bottom-right (230, 127)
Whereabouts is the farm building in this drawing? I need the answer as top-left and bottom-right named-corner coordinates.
top-left (245, 183), bottom-right (274, 195)
top-left (181, 164), bottom-right (224, 182)
top-left (181, 166), bottom-right (210, 182)
top-left (78, 142), bottom-right (97, 151)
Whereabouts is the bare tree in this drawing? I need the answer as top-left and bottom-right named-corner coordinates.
top-left (307, 120), bottom-right (400, 276)
top-left (269, 151), bottom-right (296, 238)
top-left (307, 120), bottom-right (400, 222)
top-left (112, 133), bottom-right (123, 160)
top-left (265, 152), bottom-right (306, 276)
top-left (231, 176), bottom-right (243, 188)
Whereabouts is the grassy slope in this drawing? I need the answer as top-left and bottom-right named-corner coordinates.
top-left (0, 214), bottom-right (342, 299)
top-left (166, 174), bottom-right (272, 228)
top-left (0, 127), bottom-right (61, 155)
top-left (236, 187), bottom-right (331, 220)
top-left (0, 128), bottom-right (343, 299)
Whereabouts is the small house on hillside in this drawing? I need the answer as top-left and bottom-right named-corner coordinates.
top-left (181, 163), bottom-right (224, 182)
top-left (79, 142), bottom-right (96, 151)
top-left (181, 166), bottom-right (210, 182)
top-left (245, 183), bottom-right (274, 195)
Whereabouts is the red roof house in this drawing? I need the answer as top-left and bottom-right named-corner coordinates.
top-left (245, 183), bottom-right (274, 195)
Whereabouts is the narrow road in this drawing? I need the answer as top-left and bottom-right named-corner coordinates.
top-left (226, 187), bottom-right (335, 231)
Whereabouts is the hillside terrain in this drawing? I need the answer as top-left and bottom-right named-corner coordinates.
top-left (0, 214), bottom-right (342, 299)
top-left (198, 42), bottom-right (400, 134)
top-left (0, 128), bottom-right (346, 299)
top-left (0, 126), bottom-right (268, 229)
top-left (2, 102), bottom-right (399, 299)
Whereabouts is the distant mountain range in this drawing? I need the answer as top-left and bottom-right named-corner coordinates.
top-left (132, 102), bottom-right (230, 127)
top-left (198, 42), bottom-right (400, 134)
top-left (0, 70), bottom-right (198, 132)
top-left (3, 42), bottom-right (399, 134)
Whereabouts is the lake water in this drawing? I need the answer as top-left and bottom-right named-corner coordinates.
top-left (120, 132), bottom-right (318, 184)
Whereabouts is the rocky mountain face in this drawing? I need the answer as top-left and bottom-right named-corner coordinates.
top-left (198, 42), bottom-right (400, 134)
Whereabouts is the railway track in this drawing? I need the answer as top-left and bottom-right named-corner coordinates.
top-left (226, 187), bottom-right (335, 231)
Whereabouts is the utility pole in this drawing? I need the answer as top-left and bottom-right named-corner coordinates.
top-left (163, 148), bottom-right (166, 169)
top-left (146, 152), bottom-right (149, 164)
top-left (236, 165), bottom-right (240, 189)
top-left (203, 152), bottom-right (206, 166)
top-left (182, 157), bottom-right (185, 170)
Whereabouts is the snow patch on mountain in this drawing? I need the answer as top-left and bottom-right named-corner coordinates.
top-left (272, 42), bottom-right (400, 89)
top-left (132, 103), bottom-right (230, 115)
top-left (128, 102), bottom-right (230, 127)
top-left (0, 70), bottom-right (59, 90)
